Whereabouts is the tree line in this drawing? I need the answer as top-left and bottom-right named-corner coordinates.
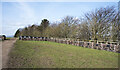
top-left (14, 6), bottom-right (119, 42)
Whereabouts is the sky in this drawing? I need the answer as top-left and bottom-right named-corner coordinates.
top-left (1, 1), bottom-right (119, 37)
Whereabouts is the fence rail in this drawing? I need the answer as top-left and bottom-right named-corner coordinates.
top-left (19, 36), bottom-right (120, 53)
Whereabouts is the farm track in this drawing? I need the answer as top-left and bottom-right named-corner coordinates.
top-left (1, 38), bottom-right (17, 68)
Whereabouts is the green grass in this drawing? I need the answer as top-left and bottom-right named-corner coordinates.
top-left (8, 40), bottom-right (119, 68)
top-left (6, 37), bottom-right (13, 40)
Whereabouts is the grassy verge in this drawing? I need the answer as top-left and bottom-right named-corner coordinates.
top-left (6, 37), bottom-right (13, 40)
top-left (8, 40), bottom-right (118, 68)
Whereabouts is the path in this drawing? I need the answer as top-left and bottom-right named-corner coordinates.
top-left (1, 38), bottom-right (17, 68)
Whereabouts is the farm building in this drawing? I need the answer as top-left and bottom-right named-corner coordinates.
top-left (0, 35), bottom-right (6, 41)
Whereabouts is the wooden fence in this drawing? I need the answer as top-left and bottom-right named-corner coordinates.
top-left (19, 36), bottom-right (120, 53)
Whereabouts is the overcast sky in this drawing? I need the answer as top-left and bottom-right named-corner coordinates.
top-left (1, 0), bottom-right (119, 37)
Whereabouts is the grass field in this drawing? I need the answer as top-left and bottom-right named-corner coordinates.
top-left (8, 40), bottom-right (118, 68)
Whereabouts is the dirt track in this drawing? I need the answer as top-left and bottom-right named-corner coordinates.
top-left (1, 38), bottom-right (17, 68)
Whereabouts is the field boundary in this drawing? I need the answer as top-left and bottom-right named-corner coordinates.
top-left (19, 36), bottom-right (120, 53)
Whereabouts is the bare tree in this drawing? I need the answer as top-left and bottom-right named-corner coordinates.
top-left (59, 16), bottom-right (80, 38)
top-left (76, 20), bottom-right (90, 41)
top-left (85, 6), bottom-right (117, 41)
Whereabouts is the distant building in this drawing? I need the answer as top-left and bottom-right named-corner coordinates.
top-left (0, 35), bottom-right (6, 40)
